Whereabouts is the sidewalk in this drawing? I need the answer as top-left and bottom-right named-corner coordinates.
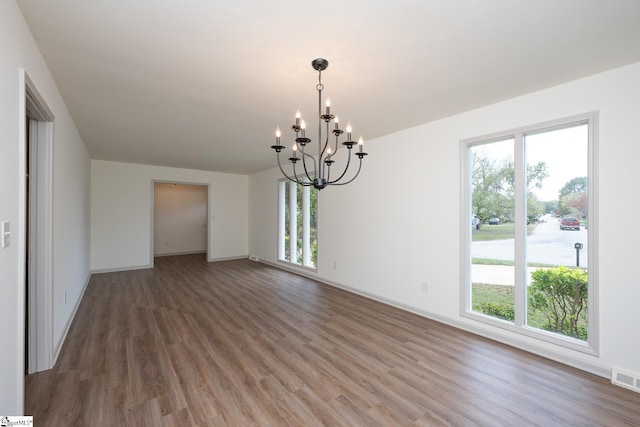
top-left (472, 264), bottom-right (538, 285)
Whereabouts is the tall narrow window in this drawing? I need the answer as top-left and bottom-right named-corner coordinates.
top-left (470, 138), bottom-right (516, 322)
top-left (278, 180), bottom-right (318, 268)
top-left (463, 113), bottom-right (597, 353)
top-left (524, 124), bottom-right (589, 339)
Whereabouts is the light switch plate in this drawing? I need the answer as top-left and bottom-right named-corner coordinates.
top-left (1, 221), bottom-right (10, 248)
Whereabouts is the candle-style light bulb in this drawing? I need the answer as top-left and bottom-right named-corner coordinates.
top-left (346, 122), bottom-right (352, 141)
top-left (327, 146), bottom-right (332, 155)
top-left (292, 143), bottom-right (298, 158)
top-left (334, 116), bottom-right (339, 130)
top-left (275, 127), bottom-right (281, 144)
top-left (295, 111), bottom-right (301, 125)
top-left (300, 119), bottom-right (306, 137)
top-left (325, 99), bottom-right (331, 115)
top-left (358, 136), bottom-right (364, 152)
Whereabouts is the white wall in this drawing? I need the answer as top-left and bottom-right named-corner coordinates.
top-left (91, 160), bottom-right (248, 271)
top-left (154, 183), bottom-right (208, 256)
top-left (0, 1), bottom-right (91, 414)
top-left (250, 61), bottom-right (640, 378)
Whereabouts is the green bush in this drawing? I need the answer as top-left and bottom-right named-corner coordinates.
top-left (479, 302), bottom-right (515, 321)
top-left (528, 266), bottom-right (588, 339)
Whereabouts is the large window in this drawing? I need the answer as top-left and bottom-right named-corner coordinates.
top-left (463, 113), bottom-right (598, 353)
top-left (278, 180), bottom-right (318, 268)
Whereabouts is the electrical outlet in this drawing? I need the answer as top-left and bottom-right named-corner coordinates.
top-left (421, 282), bottom-right (429, 293)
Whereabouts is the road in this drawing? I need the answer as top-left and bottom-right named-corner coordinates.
top-left (472, 214), bottom-right (588, 268)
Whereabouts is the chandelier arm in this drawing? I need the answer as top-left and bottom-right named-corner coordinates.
top-left (300, 148), bottom-right (317, 183)
top-left (291, 160), bottom-right (301, 185)
top-left (320, 119), bottom-right (331, 160)
top-left (328, 158), bottom-right (364, 186)
top-left (292, 161), bottom-right (315, 187)
top-left (326, 148), bottom-right (354, 184)
top-left (333, 129), bottom-right (340, 156)
top-left (322, 127), bottom-right (335, 185)
top-left (275, 153), bottom-right (300, 184)
top-left (286, 158), bottom-right (313, 187)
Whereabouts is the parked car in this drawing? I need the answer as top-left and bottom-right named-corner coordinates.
top-left (560, 217), bottom-right (580, 230)
top-left (488, 217), bottom-right (501, 225)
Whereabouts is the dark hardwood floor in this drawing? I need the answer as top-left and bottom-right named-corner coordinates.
top-left (25, 254), bottom-right (640, 426)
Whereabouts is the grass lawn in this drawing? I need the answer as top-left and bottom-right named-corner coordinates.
top-left (471, 283), bottom-right (549, 327)
top-left (472, 258), bottom-right (559, 268)
top-left (472, 283), bottom-right (513, 307)
top-left (471, 283), bottom-right (586, 337)
top-left (472, 222), bottom-right (536, 241)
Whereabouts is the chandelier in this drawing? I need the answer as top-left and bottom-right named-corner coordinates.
top-left (271, 58), bottom-right (367, 190)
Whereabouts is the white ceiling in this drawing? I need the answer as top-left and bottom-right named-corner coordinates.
top-left (17, 0), bottom-right (640, 175)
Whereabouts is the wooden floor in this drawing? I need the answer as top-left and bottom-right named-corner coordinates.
top-left (26, 255), bottom-right (640, 426)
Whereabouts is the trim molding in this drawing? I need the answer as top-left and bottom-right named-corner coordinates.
top-left (52, 273), bottom-right (91, 366)
top-left (208, 255), bottom-right (249, 263)
top-left (21, 69), bottom-right (56, 374)
top-left (90, 255), bottom-right (250, 274)
top-left (155, 250), bottom-right (206, 257)
top-left (90, 264), bottom-right (153, 274)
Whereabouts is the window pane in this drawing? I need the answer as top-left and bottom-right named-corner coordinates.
top-left (470, 138), bottom-right (515, 322)
top-left (278, 180), bottom-right (318, 269)
top-left (525, 124), bottom-right (588, 340)
top-left (284, 182), bottom-right (291, 261)
top-left (296, 184), bottom-right (303, 264)
top-left (309, 188), bottom-right (317, 267)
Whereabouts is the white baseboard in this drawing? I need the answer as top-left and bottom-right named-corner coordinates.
top-left (207, 255), bottom-right (249, 263)
top-left (52, 272), bottom-right (92, 366)
top-left (90, 264), bottom-right (153, 274)
top-left (154, 250), bottom-right (206, 257)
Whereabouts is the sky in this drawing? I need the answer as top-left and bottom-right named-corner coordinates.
top-left (526, 124), bottom-right (588, 201)
top-left (474, 123), bottom-right (588, 202)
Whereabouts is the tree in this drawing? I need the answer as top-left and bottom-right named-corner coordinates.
top-left (471, 153), bottom-right (511, 222)
top-left (543, 200), bottom-right (559, 214)
top-left (521, 162), bottom-right (548, 222)
top-left (558, 176), bottom-right (587, 217)
top-left (562, 193), bottom-right (588, 217)
top-left (502, 160), bottom-right (549, 194)
top-left (527, 193), bottom-right (544, 222)
top-left (526, 162), bottom-right (549, 193)
top-left (559, 176), bottom-right (587, 199)
top-left (472, 150), bottom-right (548, 223)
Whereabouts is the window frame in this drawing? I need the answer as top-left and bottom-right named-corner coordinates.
top-left (277, 179), bottom-right (318, 270)
top-left (461, 112), bottom-right (599, 355)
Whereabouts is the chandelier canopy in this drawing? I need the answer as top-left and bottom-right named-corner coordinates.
top-left (271, 58), bottom-right (367, 190)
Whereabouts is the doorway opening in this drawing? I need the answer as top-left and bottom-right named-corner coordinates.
top-left (152, 182), bottom-right (209, 262)
top-left (23, 72), bottom-right (54, 374)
